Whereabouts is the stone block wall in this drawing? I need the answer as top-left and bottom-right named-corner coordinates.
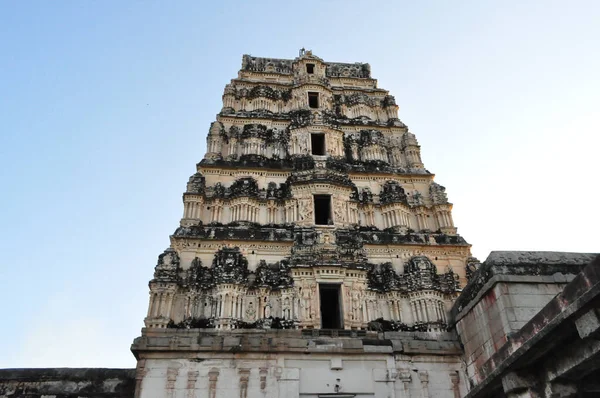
top-left (450, 251), bottom-right (596, 386)
top-left (132, 328), bottom-right (467, 398)
top-left (0, 368), bottom-right (135, 398)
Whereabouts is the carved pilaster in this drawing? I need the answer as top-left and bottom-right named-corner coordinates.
top-left (259, 368), bottom-right (268, 391)
top-left (133, 359), bottom-right (146, 398)
top-left (449, 371), bottom-right (460, 398)
top-left (418, 371), bottom-right (429, 398)
top-left (239, 368), bottom-right (250, 398)
top-left (208, 368), bottom-right (220, 398)
top-left (187, 371), bottom-right (199, 398)
top-left (166, 367), bottom-right (179, 398)
top-left (398, 369), bottom-right (411, 398)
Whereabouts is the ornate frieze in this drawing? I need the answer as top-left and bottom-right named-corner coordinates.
top-left (326, 62), bottom-right (371, 78)
top-left (242, 55), bottom-right (293, 74)
top-left (173, 223), bottom-right (295, 242)
top-left (366, 256), bottom-right (459, 294)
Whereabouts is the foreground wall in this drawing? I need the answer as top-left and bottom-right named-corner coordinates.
top-left (451, 251), bottom-right (600, 397)
top-left (0, 368), bottom-right (135, 398)
top-left (451, 251), bottom-right (596, 384)
top-left (131, 329), bottom-right (466, 398)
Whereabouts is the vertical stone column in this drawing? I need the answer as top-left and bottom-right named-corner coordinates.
top-left (154, 293), bottom-right (163, 317)
top-left (187, 370), bottom-right (199, 398)
top-left (208, 368), bottom-right (219, 398)
top-left (239, 368), bottom-right (250, 398)
top-left (449, 371), bottom-right (460, 398)
top-left (398, 369), bottom-right (411, 398)
top-left (133, 359), bottom-right (146, 398)
top-left (411, 301), bottom-right (418, 322)
top-left (259, 368), bottom-right (268, 391)
top-left (440, 302), bottom-right (447, 322)
top-left (166, 367), bottom-right (179, 398)
top-left (418, 371), bottom-right (429, 398)
top-left (147, 293), bottom-right (155, 317)
top-left (165, 292), bottom-right (175, 318)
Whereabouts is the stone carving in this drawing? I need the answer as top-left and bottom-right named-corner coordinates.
top-left (333, 198), bottom-right (347, 223)
top-left (289, 110), bottom-right (313, 128)
top-left (288, 169), bottom-right (354, 188)
top-left (409, 190), bottom-right (424, 206)
top-left (379, 181), bottom-right (409, 205)
top-left (153, 248), bottom-right (181, 282)
top-left (405, 256), bottom-right (459, 293)
top-left (366, 256), bottom-right (459, 294)
top-left (465, 257), bottom-right (481, 282)
top-left (167, 317), bottom-right (215, 329)
top-left (254, 260), bottom-right (293, 289)
top-left (297, 197), bottom-right (313, 221)
top-left (174, 223), bottom-right (295, 242)
top-left (430, 182), bottom-right (449, 204)
top-left (291, 154), bottom-right (315, 171)
top-left (184, 258), bottom-right (214, 290)
top-left (186, 172), bottom-right (205, 193)
top-left (212, 247), bottom-right (249, 284)
top-left (229, 177), bottom-right (259, 198)
top-left (367, 262), bottom-right (401, 292)
top-left (326, 62), bottom-right (371, 78)
top-left (242, 55), bottom-right (293, 74)
top-left (229, 85), bottom-right (292, 102)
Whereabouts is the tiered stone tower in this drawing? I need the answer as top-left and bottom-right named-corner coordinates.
top-left (132, 50), bottom-right (475, 398)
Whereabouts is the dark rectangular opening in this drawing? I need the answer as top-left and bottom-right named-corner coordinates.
top-left (320, 284), bottom-right (342, 329)
top-left (306, 63), bottom-right (315, 74)
top-left (314, 195), bottom-right (331, 225)
top-left (308, 92), bottom-right (319, 108)
top-left (311, 133), bottom-right (325, 155)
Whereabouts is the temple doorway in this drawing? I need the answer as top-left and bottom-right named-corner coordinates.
top-left (319, 284), bottom-right (343, 329)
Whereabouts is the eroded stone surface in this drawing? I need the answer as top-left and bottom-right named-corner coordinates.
top-left (0, 368), bottom-right (135, 398)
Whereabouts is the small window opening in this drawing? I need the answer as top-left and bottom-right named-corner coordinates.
top-left (320, 284), bottom-right (342, 329)
top-left (311, 134), bottom-right (325, 156)
top-left (308, 92), bottom-right (319, 108)
top-left (306, 64), bottom-right (315, 74)
top-left (314, 195), bottom-right (332, 225)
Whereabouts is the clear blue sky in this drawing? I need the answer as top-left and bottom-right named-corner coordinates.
top-left (1, 1), bottom-right (598, 368)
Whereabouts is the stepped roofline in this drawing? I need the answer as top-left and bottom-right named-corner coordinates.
top-left (241, 50), bottom-right (372, 78)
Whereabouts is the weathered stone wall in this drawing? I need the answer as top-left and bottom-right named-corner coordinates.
top-left (132, 328), bottom-right (467, 398)
top-left (450, 251), bottom-right (598, 390)
top-left (0, 368), bottom-right (135, 398)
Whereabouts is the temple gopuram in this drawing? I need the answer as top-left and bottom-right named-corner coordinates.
top-left (3, 50), bottom-right (598, 398)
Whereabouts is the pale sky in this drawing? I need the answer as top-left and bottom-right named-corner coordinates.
top-left (0, 1), bottom-right (598, 368)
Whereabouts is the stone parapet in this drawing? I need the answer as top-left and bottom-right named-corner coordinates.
top-left (131, 328), bottom-right (462, 358)
top-left (453, 253), bottom-right (600, 397)
top-left (451, 251), bottom-right (597, 321)
top-left (0, 368), bottom-right (135, 398)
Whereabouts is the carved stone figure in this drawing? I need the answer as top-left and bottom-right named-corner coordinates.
top-left (334, 199), bottom-right (346, 223)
